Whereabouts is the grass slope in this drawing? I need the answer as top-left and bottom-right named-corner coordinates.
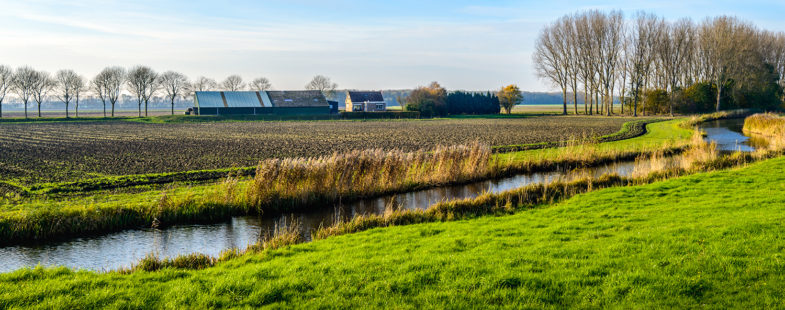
top-left (3, 155), bottom-right (785, 308)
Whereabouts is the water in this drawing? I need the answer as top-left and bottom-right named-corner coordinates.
top-left (0, 118), bottom-right (755, 273)
top-left (700, 118), bottom-right (766, 152)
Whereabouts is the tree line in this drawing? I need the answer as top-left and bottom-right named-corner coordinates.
top-left (534, 11), bottom-right (785, 116)
top-left (0, 65), bottom-right (338, 118)
top-left (401, 82), bottom-right (522, 117)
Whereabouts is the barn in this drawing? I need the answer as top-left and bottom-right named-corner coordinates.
top-left (192, 90), bottom-right (330, 115)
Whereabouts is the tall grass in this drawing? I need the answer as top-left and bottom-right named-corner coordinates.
top-left (743, 113), bottom-right (785, 149)
top-left (245, 143), bottom-right (499, 212)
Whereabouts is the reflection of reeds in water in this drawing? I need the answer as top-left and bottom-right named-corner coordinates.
top-left (631, 151), bottom-right (670, 178)
top-left (255, 216), bottom-right (303, 251)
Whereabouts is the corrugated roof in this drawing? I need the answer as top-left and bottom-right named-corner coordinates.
top-left (347, 91), bottom-right (384, 103)
top-left (223, 91), bottom-right (263, 108)
top-left (194, 91), bottom-right (225, 108)
top-left (195, 91), bottom-right (328, 108)
top-left (267, 90), bottom-right (328, 107)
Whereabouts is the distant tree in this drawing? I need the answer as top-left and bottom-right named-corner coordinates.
top-left (193, 76), bottom-right (218, 92)
top-left (54, 69), bottom-right (82, 118)
top-left (158, 71), bottom-right (190, 115)
top-left (127, 66), bottom-right (158, 117)
top-left (249, 77), bottom-right (272, 91)
top-left (498, 84), bottom-right (523, 114)
top-left (305, 75), bottom-right (338, 100)
top-left (0, 65), bottom-right (12, 118)
top-left (73, 74), bottom-right (86, 118)
top-left (13, 66), bottom-right (37, 118)
top-left (222, 75), bottom-right (245, 91)
top-left (396, 94), bottom-right (408, 111)
top-left (404, 82), bottom-right (447, 117)
top-left (93, 67), bottom-right (125, 117)
top-left (31, 71), bottom-right (55, 118)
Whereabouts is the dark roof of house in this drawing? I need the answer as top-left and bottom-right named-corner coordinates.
top-left (347, 91), bottom-right (384, 103)
top-left (267, 90), bottom-right (329, 107)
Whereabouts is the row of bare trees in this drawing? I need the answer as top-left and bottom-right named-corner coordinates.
top-left (0, 65), bottom-right (284, 118)
top-left (534, 11), bottom-right (785, 116)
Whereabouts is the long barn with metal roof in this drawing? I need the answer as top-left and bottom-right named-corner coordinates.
top-left (192, 90), bottom-right (330, 115)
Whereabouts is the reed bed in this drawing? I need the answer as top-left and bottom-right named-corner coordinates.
top-left (245, 142), bottom-right (500, 212)
top-left (743, 113), bottom-right (785, 149)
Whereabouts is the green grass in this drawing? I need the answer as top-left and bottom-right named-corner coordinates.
top-left (4, 154), bottom-right (785, 308)
top-left (498, 118), bottom-right (694, 163)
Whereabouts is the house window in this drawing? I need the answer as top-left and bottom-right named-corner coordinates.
top-left (376, 103), bottom-right (385, 111)
top-left (353, 104), bottom-right (363, 111)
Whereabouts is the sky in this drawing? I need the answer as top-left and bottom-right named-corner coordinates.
top-left (1, 0), bottom-right (784, 92)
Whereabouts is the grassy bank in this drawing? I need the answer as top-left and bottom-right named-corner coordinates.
top-left (4, 151), bottom-right (785, 308)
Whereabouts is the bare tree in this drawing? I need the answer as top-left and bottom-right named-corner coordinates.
top-left (626, 12), bottom-right (660, 116)
top-left (305, 75), bottom-right (338, 100)
top-left (93, 67), bottom-right (125, 117)
top-left (159, 71), bottom-right (190, 115)
top-left (54, 69), bottom-right (81, 118)
top-left (597, 11), bottom-right (624, 116)
top-left (0, 65), bottom-right (12, 118)
top-left (763, 31), bottom-right (785, 101)
top-left (73, 74), bottom-right (86, 118)
top-left (127, 66), bottom-right (158, 117)
top-left (221, 75), bottom-right (245, 91)
top-left (574, 13), bottom-right (597, 115)
top-left (533, 18), bottom-right (570, 115)
top-left (699, 16), bottom-right (752, 112)
top-left (192, 76), bottom-right (218, 92)
top-left (249, 77), bottom-right (272, 91)
top-left (13, 67), bottom-right (38, 118)
top-left (31, 71), bottom-right (54, 118)
top-left (618, 33), bottom-right (631, 114)
top-left (657, 18), bottom-right (695, 116)
top-left (563, 16), bottom-right (581, 115)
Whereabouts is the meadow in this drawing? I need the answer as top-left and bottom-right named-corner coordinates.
top-left (0, 116), bottom-right (636, 186)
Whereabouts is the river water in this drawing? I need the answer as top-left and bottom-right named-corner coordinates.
top-left (0, 118), bottom-right (760, 272)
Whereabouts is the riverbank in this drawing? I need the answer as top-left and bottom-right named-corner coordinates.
top-left (4, 144), bottom-right (785, 308)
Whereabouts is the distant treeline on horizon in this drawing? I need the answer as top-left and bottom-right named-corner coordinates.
top-left (0, 90), bottom-right (575, 111)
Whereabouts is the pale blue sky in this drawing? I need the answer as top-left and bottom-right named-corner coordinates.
top-left (0, 0), bottom-right (783, 91)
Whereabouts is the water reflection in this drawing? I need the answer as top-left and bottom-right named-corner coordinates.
top-left (0, 118), bottom-right (755, 272)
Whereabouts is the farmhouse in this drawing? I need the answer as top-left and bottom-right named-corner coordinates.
top-left (192, 90), bottom-right (330, 115)
top-left (345, 91), bottom-right (386, 112)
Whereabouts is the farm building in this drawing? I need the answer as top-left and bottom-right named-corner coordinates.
top-left (345, 91), bottom-right (386, 112)
top-left (192, 90), bottom-right (330, 115)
